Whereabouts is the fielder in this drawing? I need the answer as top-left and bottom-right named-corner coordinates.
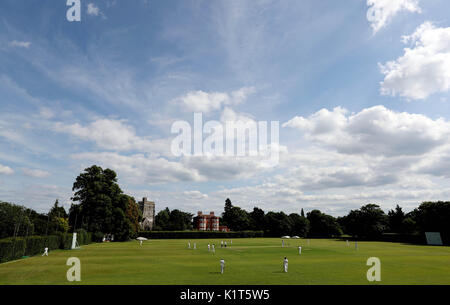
top-left (220, 259), bottom-right (225, 274)
top-left (42, 247), bottom-right (48, 256)
top-left (188, 241), bottom-right (191, 249)
top-left (212, 244), bottom-right (215, 253)
top-left (283, 257), bottom-right (288, 272)
top-left (298, 246), bottom-right (302, 255)
top-left (208, 243), bottom-right (211, 251)
top-left (194, 243), bottom-right (197, 250)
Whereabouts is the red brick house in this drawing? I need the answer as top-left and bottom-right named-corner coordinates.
top-left (194, 211), bottom-right (229, 231)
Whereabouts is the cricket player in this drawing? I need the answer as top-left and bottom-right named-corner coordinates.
top-left (221, 240), bottom-right (224, 248)
top-left (212, 244), bottom-right (215, 253)
top-left (140, 240), bottom-right (143, 246)
top-left (298, 246), bottom-right (302, 255)
top-left (194, 243), bottom-right (197, 250)
top-left (208, 243), bottom-right (211, 251)
top-left (224, 241), bottom-right (227, 248)
top-left (42, 247), bottom-right (48, 256)
top-left (220, 259), bottom-right (225, 274)
top-left (283, 257), bottom-right (288, 272)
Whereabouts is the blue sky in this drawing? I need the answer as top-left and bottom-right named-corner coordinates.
top-left (1, 0), bottom-right (450, 216)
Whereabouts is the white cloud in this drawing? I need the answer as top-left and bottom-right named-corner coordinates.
top-left (71, 152), bottom-right (203, 184)
top-left (367, 0), bottom-right (421, 34)
top-left (175, 87), bottom-right (255, 113)
top-left (284, 105), bottom-right (450, 157)
top-left (87, 3), bottom-right (101, 17)
top-left (9, 40), bottom-right (31, 48)
top-left (380, 22), bottom-right (450, 99)
top-left (183, 191), bottom-right (208, 200)
top-left (22, 168), bottom-right (50, 178)
top-left (53, 119), bottom-right (171, 155)
top-left (39, 107), bottom-right (55, 119)
top-left (0, 164), bottom-right (14, 175)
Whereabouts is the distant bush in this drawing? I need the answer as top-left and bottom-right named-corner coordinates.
top-left (138, 230), bottom-right (264, 239)
top-left (0, 231), bottom-right (93, 263)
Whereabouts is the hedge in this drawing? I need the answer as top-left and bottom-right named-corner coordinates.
top-left (138, 230), bottom-right (264, 239)
top-left (0, 229), bottom-right (93, 263)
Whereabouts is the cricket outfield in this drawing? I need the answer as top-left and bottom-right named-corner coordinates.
top-left (0, 238), bottom-right (449, 285)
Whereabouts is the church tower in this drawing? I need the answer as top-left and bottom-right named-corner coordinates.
top-left (138, 197), bottom-right (155, 231)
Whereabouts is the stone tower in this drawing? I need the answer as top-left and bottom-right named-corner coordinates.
top-left (138, 197), bottom-right (155, 231)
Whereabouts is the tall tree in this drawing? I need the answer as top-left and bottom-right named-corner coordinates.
top-left (307, 210), bottom-right (342, 238)
top-left (71, 165), bottom-right (137, 241)
top-left (289, 213), bottom-right (310, 237)
top-left (155, 208), bottom-right (171, 230)
top-left (413, 201), bottom-right (450, 245)
top-left (221, 198), bottom-right (233, 227)
top-left (342, 204), bottom-right (387, 239)
top-left (263, 212), bottom-right (293, 237)
top-left (249, 207), bottom-right (265, 231)
top-left (388, 205), bottom-right (405, 233)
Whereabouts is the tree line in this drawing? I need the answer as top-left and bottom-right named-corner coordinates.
top-left (217, 199), bottom-right (450, 244)
top-left (1, 165), bottom-right (449, 245)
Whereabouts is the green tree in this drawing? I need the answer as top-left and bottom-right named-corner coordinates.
top-left (71, 165), bottom-right (137, 241)
top-left (124, 195), bottom-right (141, 234)
top-left (224, 206), bottom-right (251, 231)
top-left (221, 198), bottom-right (233, 227)
top-left (263, 212), bottom-right (293, 237)
top-left (249, 207), bottom-right (265, 231)
top-left (155, 208), bottom-right (171, 230)
top-left (388, 205), bottom-right (405, 233)
top-left (307, 210), bottom-right (342, 238)
top-left (289, 213), bottom-right (310, 237)
top-left (48, 199), bottom-right (69, 233)
top-left (342, 204), bottom-right (387, 239)
top-left (169, 209), bottom-right (193, 231)
top-left (413, 201), bottom-right (450, 245)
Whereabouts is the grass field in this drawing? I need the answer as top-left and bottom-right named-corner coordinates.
top-left (0, 238), bottom-right (449, 285)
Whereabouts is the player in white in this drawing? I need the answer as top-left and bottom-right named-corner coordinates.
top-left (221, 240), bottom-right (224, 248)
top-left (220, 259), bottom-right (225, 274)
top-left (188, 241), bottom-right (191, 249)
top-left (42, 247), bottom-right (48, 256)
top-left (224, 241), bottom-right (227, 248)
top-left (208, 243), bottom-right (211, 251)
top-left (194, 243), bottom-right (197, 250)
top-left (283, 257), bottom-right (288, 272)
top-left (212, 244), bottom-right (215, 253)
top-left (298, 246), bottom-right (302, 255)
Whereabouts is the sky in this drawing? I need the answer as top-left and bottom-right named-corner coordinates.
top-left (1, 0), bottom-right (450, 216)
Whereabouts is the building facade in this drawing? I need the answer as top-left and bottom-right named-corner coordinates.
top-left (138, 197), bottom-right (155, 231)
top-left (195, 211), bottom-right (229, 231)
